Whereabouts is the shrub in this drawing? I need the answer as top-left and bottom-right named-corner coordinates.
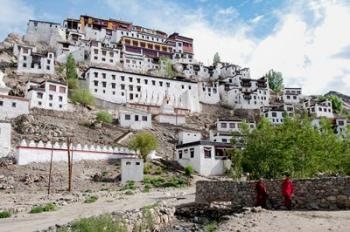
top-left (204, 222), bottom-right (218, 232)
top-left (125, 190), bottom-right (134, 195)
top-left (84, 195), bottom-right (98, 203)
top-left (128, 131), bottom-right (158, 160)
top-left (144, 162), bottom-right (153, 174)
top-left (96, 111), bottom-right (113, 124)
top-left (143, 184), bottom-right (151, 193)
top-left (0, 211), bottom-right (11, 218)
top-left (154, 166), bottom-right (163, 175)
top-left (70, 89), bottom-right (95, 107)
top-left (67, 77), bottom-right (79, 90)
top-left (184, 165), bottom-right (193, 176)
top-left (30, 203), bottom-right (56, 214)
top-left (58, 214), bottom-right (127, 232)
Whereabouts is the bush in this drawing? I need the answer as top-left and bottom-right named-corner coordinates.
top-left (204, 222), bottom-right (218, 232)
top-left (0, 211), bottom-right (11, 218)
top-left (154, 166), bottom-right (163, 175)
top-left (70, 89), bottom-right (95, 107)
top-left (121, 180), bottom-right (135, 191)
top-left (143, 184), bottom-right (151, 193)
top-left (125, 190), bottom-right (134, 195)
top-left (144, 162), bottom-right (153, 174)
top-left (184, 165), bottom-right (193, 176)
top-left (143, 176), bottom-right (188, 188)
top-left (96, 111), bottom-right (113, 124)
top-left (84, 195), bottom-right (98, 203)
top-left (30, 203), bottom-right (56, 214)
top-left (58, 214), bottom-right (126, 232)
top-left (128, 131), bottom-right (158, 160)
top-left (67, 77), bottom-right (79, 90)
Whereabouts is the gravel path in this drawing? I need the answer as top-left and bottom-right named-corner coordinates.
top-left (217, 209), bottom-right (350, 232)
top-left (0, 187), bottom-right (195, 232)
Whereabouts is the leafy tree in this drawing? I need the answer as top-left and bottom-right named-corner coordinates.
top-left (265, 69), bottom-right (284, 92)
top-left (96, 111), bottom-right (113, 124)
top-left (70, 89), bottom-right (95, 107)
top-left (327, 95), bottom-right (343, 113)
top-left (160, 57), bottom-right (174, 79)
top-left (237, 116), bottom-right (350, 179)
top-left (213, 52), bottom-right (220, 66)
top-left (66, 53), bottom-right (78, 89)
top-left (128, 131), bottom-right (158, 160)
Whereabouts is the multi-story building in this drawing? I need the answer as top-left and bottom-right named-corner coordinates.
top-left (90, 41), bottom-right (120, 66)
top-left (263, 106), bottom-right (286, 125)
top-left (166, 33), bottom-right (194, 63)
top-left (198, 82), bottom-right (220, 104)
top-left (16, 45), bottom-right (55, 75)
top-left (83, 66), bottom-right (201, 113)
top-left (26, 80), bottom-right (68, 111)
top-left (283, 87), bottom-right (302, 104)
top-left (220, 75), bottom-right (270, 109)
top-left (304, 98), bottom-right (334, 118)
top-left (209, 118), bottom-right (256, 143)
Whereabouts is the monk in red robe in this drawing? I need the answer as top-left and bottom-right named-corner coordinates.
top-left (282, 174), bottom-right (294, 210)
top-left (255, 178), bottom-right (267, 208)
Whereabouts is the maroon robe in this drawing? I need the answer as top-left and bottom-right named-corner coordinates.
top-left (256, 180), bottom-right (267, 208)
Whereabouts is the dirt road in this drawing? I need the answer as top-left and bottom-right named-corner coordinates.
top-left (217, 208), bottom-right (350, 232)
top-left (0, 187), bottom-right (195, 232)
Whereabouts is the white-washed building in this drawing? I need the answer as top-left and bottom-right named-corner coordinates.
top-left (209, 118), bottom-right (256, 144)
top-left (175, 141), bottom-right (233, 176)
top-left (199, 82), bottom-right (220, 104)
top-left (83, 66), bottom-right (201, 113)
top-left (0, 121), bottom-right (12, 157)
top-left (263, 106), bottom-right (285, 125)
top-left (220, 75), bottom-right (270, 109)
top-left (154, 95), bottom-right (186, 125)
top-left (283, 88), bottom-right (302, 104)
top-left (17, 45), bottom-right (55, 75)
top-left (90, 41), bottom-right (120, 66)
top-left (178, 131), bottom-right (202, 144)
top-left (55, 41), bottom-right (86, 63)
top-left (118, 109), bottom-right (152, 130)
top-left (26, 80), bottom-right (68, 111)
top-left (334, 117), bottom-right (348, 136)
top-left (304, 99), bottom-right (334, 118)
top-left (121, 158), bottom-right (144, 183)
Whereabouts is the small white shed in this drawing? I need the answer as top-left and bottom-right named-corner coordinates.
top-left (121, 158), bottom-right (144, 183)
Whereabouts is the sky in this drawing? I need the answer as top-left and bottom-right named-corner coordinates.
top-left (0, 0), bottom-right (350, 95)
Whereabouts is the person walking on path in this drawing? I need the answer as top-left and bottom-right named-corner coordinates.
top-left (282, 174), bottom-right (294, 210)
top-left (256, 178), bottom-right (268, 208)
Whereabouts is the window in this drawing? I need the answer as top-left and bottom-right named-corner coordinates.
top-left (59, 86), bottom-right (66, 93)
top-left (111, 83), bottom-right (116, 89)
top-left (23, 63), bottom-right (27, 68)
top-left (221, 123), bottom-right (227, 128)
top-left (59, 104), bottom-right (62, 108)
top-left (125, 114), bottom-right (131, 120)
top-left (59, 96), bottom-right (63, 102)
top-left (152, 80), bottom-right (156, 86)
top-left (94, 80), bottom-right (98, 86)
top-left (159, 81), bottom-right (163, 87)
top-left (142, 116), bottom-right (148, 121)
top-left (144, 79), bottom-right (148, 84)
top-left (135, 115), bottom-right (139, 121)
top-left (137, 86), bottom-right (141, 92)
top-left (37, 92), bottom-right (43, 99)
top-left (129, 93), bottom-right (133, 100)
top-left (126, 161), bottom-right (131, 165)
top-left (121, 76), bottom-right (125, 81)
top-left (49, 94), bottom-right (53, 100)
top-left (102, 82), bottom-right (107, 88)
top-left (102, 73), bottom-right (106, 79)
top-left (229, 123), bottom-right (235, 128)
top-left (12, 102), bottom-right (16, 108)
top-left (204, 147), bottom-right (212, 159)
top-left (137, 78), bottom-right (140, 83)
top-left (49, 85), bottom-right (56, 92)
top-left (0, 101), bottom-right (3, 106)
top-left (166, 82), bottom-right (170, 87)
top-left (94, 72), bottom-right (98, 78)
top-left (38, 101), bottom-right (42, 106)
top-left (112, 75), bottom-right (116, 80)
top-left (49, 103), bottom-right (53, 107)
top-left (178, 150), bottom-right (183, 159)
top-left (129, 77), bottom-right (133, 82)
top-left (121, 84), bottom-right (125, 90)
top-left (188, 86), bottom-right (191, 90)
top-left (190, 148), bottom-right (194, 158)
top-left (222, 139), bottom-right (227, 143)
top-left (129, 85), bottom-right (133, 91)
top-left (272, 112), bottom-right (277, 117)
top-left (136, 162), bottom-right (140, 165)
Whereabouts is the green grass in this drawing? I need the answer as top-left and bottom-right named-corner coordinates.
top-left (184, 165), bottom-right (194, 176)
top-left (84, 195), bottom-right (98, 203)
top-left (143, 184), bottom-right (151, 193)
top-left (204, 222), bottom-right (218, 232)
top-left (121, 180), bottom-right (136, 190)
top-left (143, 176), bottom-right (189, 188)
top-left (0, 211), bottom-right (11, 218)
top-left (57, 214), bottom-right (127, 232)
top-left (30, 203), bottom-right (57, 214)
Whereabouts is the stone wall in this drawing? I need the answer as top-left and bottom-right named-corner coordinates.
top-left (196, 177), bottom-right (350, 210)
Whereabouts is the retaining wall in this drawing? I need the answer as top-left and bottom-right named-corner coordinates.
top-left (16, 139), bottom-right (136, 165)
top-left (196, 177), bottom-right (350, 210)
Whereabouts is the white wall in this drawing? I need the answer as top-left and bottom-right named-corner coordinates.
top-left (0, 95), bottom-right (29, 120)
top-left (283, 88), bottom-right (302, 104)
top-left (264, 110), bottom-right (285, 125)
top-left (16, 140), bottom-right (136, 165)
top-left (85, 67), bottom-right (201, 113)
top-left (0, 122), bottom-right (11, 157)
top-left (90, 43), bottom-right (120, 66)
top-left (155, 114), bottom-right (186, 125)
top-left (199, 82), bottom-right (220, 105)
top-left (17, 46), bottom-right (55, 75)
top-left (121, 158), bottom-right (144, 183)
top-left (24, 20), bottom-right (65, 47)
top-left (119, 111), bottom-right (152, 130)
top-left (178, 131), bottom-right (202, 144)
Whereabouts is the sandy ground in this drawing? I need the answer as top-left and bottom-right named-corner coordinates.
top-left (0, 187), bottom-right (195, 232)
top-left (217, 209), bottom-right (350, 232)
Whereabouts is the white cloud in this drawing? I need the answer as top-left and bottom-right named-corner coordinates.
top-left (0, 0), bottom-right (33, 39)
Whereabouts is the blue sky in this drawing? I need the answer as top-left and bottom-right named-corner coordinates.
top-left (1, 0), bottom-right (350, 94)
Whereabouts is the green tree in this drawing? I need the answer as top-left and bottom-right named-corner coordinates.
top-left (327, 95), bottom-right (343, 113)
top-left (160, 57), bottom-right (175, 79)
top-left (96, 111), bottom-right (113, 124)
top-left (213, 52), bottom-right (220, 66)
top-left (128, 131), bottom-right (158, 160)
top-left (265, 69), bottom-right (284, 92)
top-left (70, 89), bottom-right (95, 107)
top-left (66, 53), bottom-right (78, 89)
